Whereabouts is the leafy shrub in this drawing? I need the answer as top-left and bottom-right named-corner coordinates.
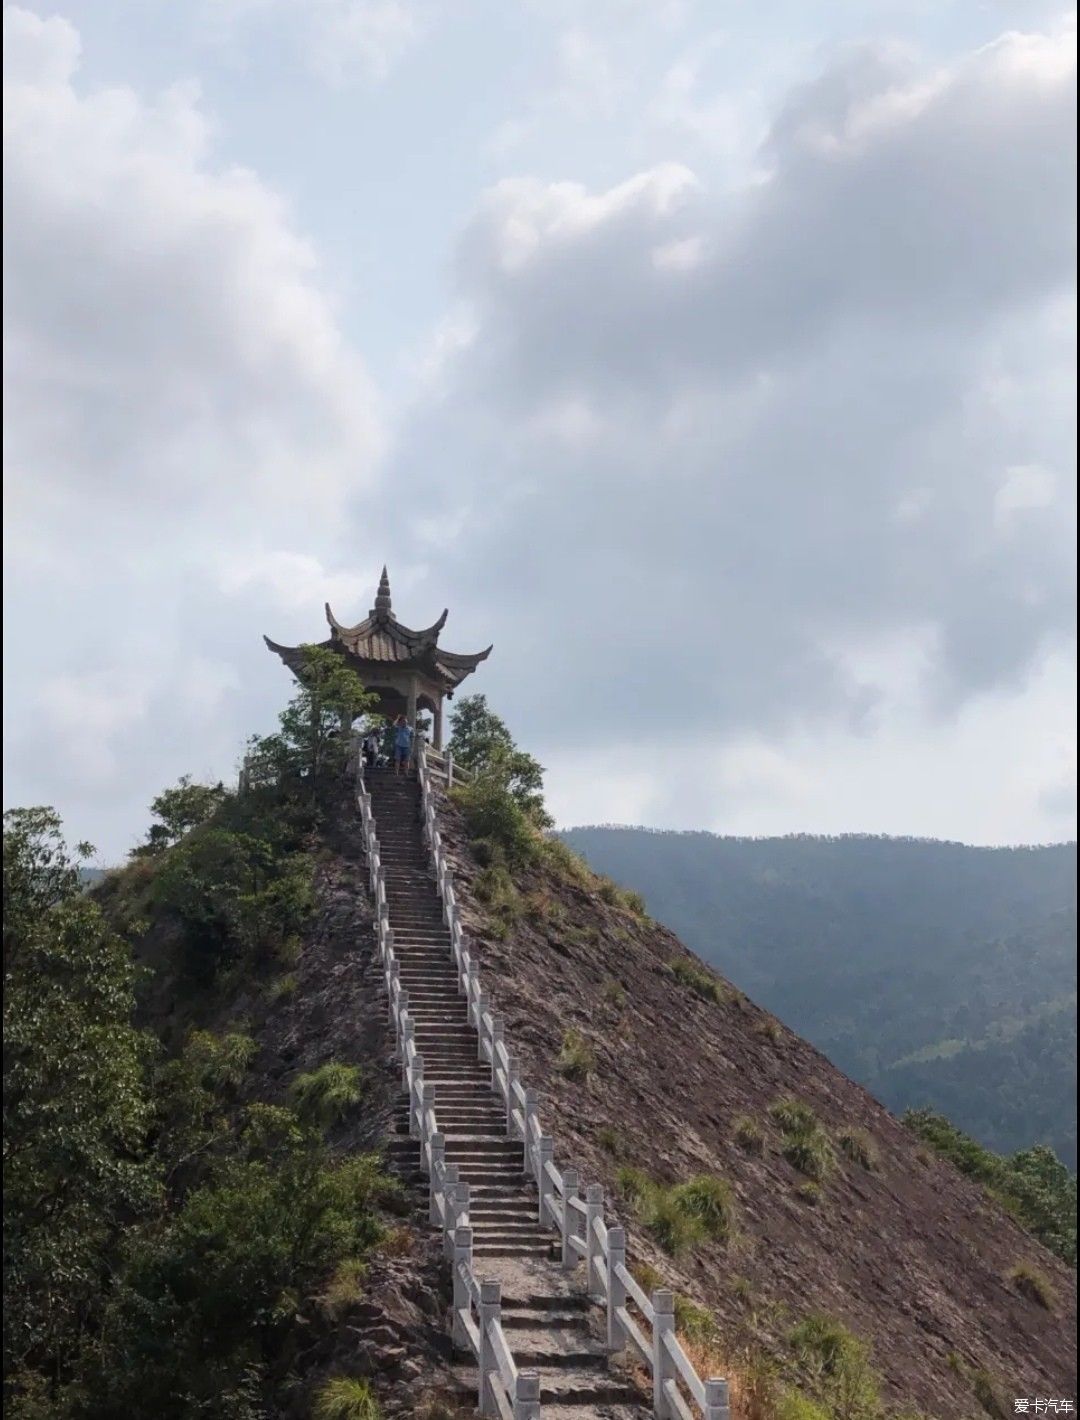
top-left (313, 1377), bottom-right (381, 1420)
top-left (1005, 1262), bottom-right (1056, 1310)
top-left (131, 775), bottom-right (230, 857)
top-left (288, 1063), bottom-right (364, 1129)
top-left (186, 1029), bottom-right (258, 1091)
top-left (670, 957), bottom-right (727, 1003)
top-left (448, 694), bottom-right (552, 828)
top-left (556, 1029), bottom-right (596, 1082)
top-left (453, 776), bottom-right (539, 868)
top-left (904, 1109), bottom-right (1076, 1264)
top-left (733, 1115), bottom-right (765, 1154)
top-left (151, 827), bottom-right (313, 985)
top-left (756, 1017), bottom-right (782, 1042)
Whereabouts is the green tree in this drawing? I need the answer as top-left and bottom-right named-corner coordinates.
top-left (3, 808), bottom-right (158, 1397)
top-left (448, 694), bottom-right (552, 828)
top-left (151, 827), bottom-right (312, 985)
top-left (132, 776), bottom-right (230, 857)
top-left (280, 644), bottom-right (375, 786)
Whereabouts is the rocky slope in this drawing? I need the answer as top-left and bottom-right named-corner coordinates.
top-left (433, 786), bottom-right (1077, 1414)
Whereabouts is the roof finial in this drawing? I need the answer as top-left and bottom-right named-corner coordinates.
top-left (373, 565), bottom-right (392, 618)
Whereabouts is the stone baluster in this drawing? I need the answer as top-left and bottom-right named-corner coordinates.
top-left (584, 1184), bottom-right (604, 1297)
top-left (561, 1168), bottom-right (579, 1269)
top-left (478, 1281), bottom-right (501, 1417)
top-left (652, 1290), bottom-right (675, 1417)
top-left (607, 1225), bottom-right (626, 1350)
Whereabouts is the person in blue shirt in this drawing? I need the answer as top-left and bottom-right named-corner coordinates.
top-left (392, 715), bottom-right (414, 777)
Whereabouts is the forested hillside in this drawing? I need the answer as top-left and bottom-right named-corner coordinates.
top-left (559, 829), bottom-right (1077, 1166)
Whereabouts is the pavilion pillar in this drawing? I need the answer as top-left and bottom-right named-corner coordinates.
top-left (406, 676), bottom-right (418, 732)
top-left (434, 697), bottom-right (444, 750)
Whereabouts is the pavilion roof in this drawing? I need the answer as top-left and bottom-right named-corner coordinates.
top-left (264, 567), bottom-right (492, 692)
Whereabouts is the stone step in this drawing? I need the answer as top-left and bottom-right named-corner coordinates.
top-left (472, 1243), bottom-right (555, 1259)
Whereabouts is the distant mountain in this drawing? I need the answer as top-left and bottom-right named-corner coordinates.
top-left (560, 829), bottom-right (1077, 1166)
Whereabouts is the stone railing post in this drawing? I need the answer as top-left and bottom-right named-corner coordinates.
top-left (441, 1164), bottom-right (460, 1257)
top-left (652, 1289), bottom-right (675, 1417)
top-left (490, 1016), bottom-right (505, 1088)
top-left (447, 748), bottom-right (455, 786)
top-left (703, 1379), bottom-right (731, 1420)
top-left (584, 1184), bottom-right (604, 1297)
top-left (467, 961), bottom-right (480, 1024)
top-left (476, 991), bottom-right (491, 1060)
top-left (417, 1084), bottom-right (434, 1153)
top-left (561, 1168), bottom-right (579, 1269)
top-left (428, 1133), bottom-right (446, 1223)
top-left (523, 1089), bottom-right (540, 1175)
top-left (606, 1225), bottom-right (626, 1351)
top-left (478, 1280), bottom-right (501, 1416)
top-left (512, 1371), bottom-right (540, 1420)
top-left (452, 1225), bottom-right (472, 1347)
top-left (536, 1136), bottom-right (554, 1224)
top-left (504, 1053), bottom-right (517, 1136)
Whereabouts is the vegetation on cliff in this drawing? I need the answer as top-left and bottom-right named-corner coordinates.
top-left (3, 651), bottom-right (403, 1419)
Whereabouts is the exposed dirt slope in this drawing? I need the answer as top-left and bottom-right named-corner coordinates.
top-left (433, 783), bottom-right (1077, 1416)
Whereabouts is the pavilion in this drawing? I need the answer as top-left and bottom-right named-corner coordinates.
top-left (264, 568), bottom-right (492, 748)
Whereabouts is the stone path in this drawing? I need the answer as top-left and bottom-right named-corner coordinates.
top-left (369, 767), bottom-right (649, 1417)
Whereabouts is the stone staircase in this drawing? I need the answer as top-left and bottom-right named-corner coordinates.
top-left (368, 767), bottom-right (647, 1417)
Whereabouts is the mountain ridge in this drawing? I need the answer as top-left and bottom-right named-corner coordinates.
top-left (557, 827), bottom-right (1077, 1167)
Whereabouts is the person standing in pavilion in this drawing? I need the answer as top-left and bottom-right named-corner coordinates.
top-left (392, 714), bottom-right (414, 777)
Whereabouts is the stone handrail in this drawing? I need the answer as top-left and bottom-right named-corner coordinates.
top-left (422, 744), bottom-right (473, 785)
top-left (412, 740), bottom-right (731, 1420)
top-left (354, 747), bottom-right (538, 1420)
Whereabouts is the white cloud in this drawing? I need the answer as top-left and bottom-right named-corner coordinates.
top-left (3, 4), bottom-right (385, 850)
top-left (994, 464), bottom-right (1058, 524)
top-left (389, 18), bottom-right (1075, 840)
top-left (4, 4), bottom-right (382, 578)
top-left (204, 0), bottom-right (422, 84)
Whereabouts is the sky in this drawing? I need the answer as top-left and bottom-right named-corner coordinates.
top-left (3, 0), bottom-right (1076, 862)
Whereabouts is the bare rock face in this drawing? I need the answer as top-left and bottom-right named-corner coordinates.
top-left (431, 783), bottom-right (1077, 1415)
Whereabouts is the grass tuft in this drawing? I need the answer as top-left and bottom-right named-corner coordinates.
top-left (837, 1128), bottom-right (879, 1171)
top-left (670, 957), bottom-right (727, 1004)
top-left (312, 1376), bottom-right (381, 1420)
top-left (556, 1028), bottom-right (596, 1082)
top-left (1005, 1261), bottom-right (1057, 1310)
top-left (733, 1115), bottom-right (766, 1155)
